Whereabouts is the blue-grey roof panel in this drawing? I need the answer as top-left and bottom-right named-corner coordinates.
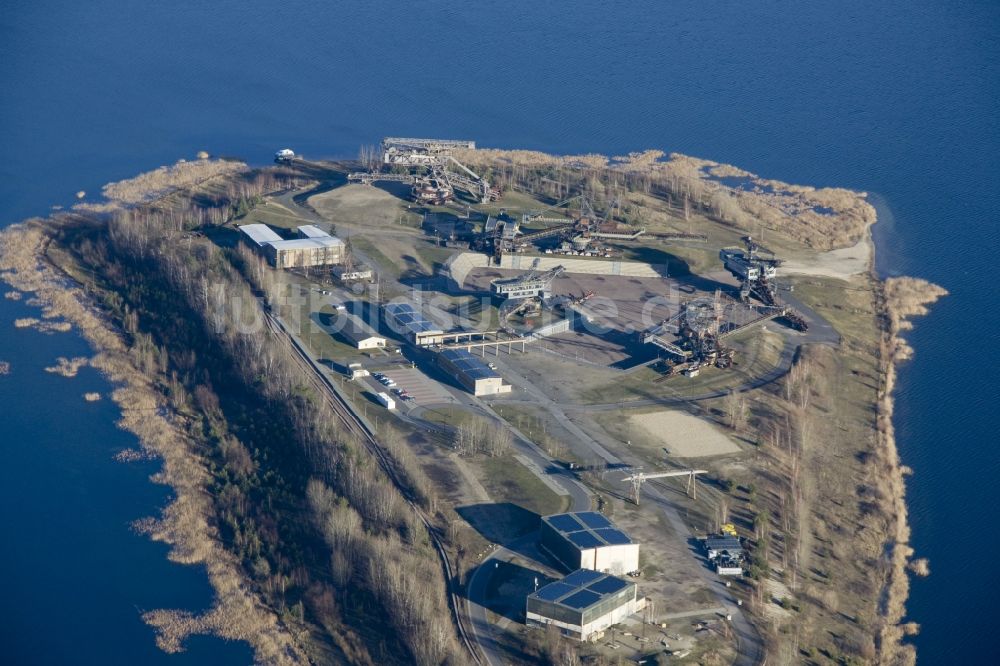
top-left (385, 303), bottom-right (415, 316)
top-left (587, 576), bottom-right (628, 595)
top-left (561, 569), bottom-right (603, 587)
top-left (706, 537), bottom-right (742, 549)
top-left (561, 589), bottom-right (602, 610)
top-left (532, 581), bottom-right (575, 602)
top-left (576, 511), bottom-right (612, 530)
top-left (440, 348), bottom-right (500, 380)
top-left (546, 514), bottom-right (584, 533)
top-left (568, 531), bottom-right (603, 549)
top-left (593, 528), bottom-right (632, 546)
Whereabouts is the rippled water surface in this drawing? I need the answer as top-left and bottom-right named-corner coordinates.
top-left (1, 1), bottom-right (997, 662)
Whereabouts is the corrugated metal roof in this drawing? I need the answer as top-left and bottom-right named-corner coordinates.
top-left (336, 313), bottom-right (384, 344)
top-left (269, 238), bottom-right (343, 250)
top-left (297, 224), bottom-right (332, 239)
top-left (238, 223), bottom-right (283, 246)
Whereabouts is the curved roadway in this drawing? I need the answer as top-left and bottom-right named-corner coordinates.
top-left (275, 174), bottom-right (841, 666)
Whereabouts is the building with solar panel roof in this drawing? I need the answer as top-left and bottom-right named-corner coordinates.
top-left (540, 512), bottom-right (640, 575)
top-left (382, 302), bottom-right (445, 346)
top-left (526, 569), bottom-right (644, 640)
top-left (436, 348), bottom-right (512, 396)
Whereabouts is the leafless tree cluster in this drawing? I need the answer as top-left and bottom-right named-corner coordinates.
top-left (100, 176), bottom-right (463, 663)
top-left (725, 389), bottom-right (749, 431)
top-left (460, 148), bottom-right (877, 250)
top-left (784, 355), bottom-right (813, 411)
top-left (308, 480), bottom-right (461, 665)
top-left (357, 144), bottom-right (380, 171)
top-left (454, 415), bottom-right (513, 458)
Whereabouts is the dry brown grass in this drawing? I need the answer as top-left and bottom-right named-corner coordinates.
top-left (908, 558), bottom-right (930, 577)
top-left (69, 158), bottom-right (248, 215)
top-left (83, 391), bottom-right (102, 402)
top-left (459, 146), bottom-right (875, 250)
top-left (870, 276), bottom-right (945, 666)
top-left (44, 356), bottom-right (89, 377)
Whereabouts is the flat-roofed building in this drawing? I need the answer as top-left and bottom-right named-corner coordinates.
top-left (540, 512), bottom-right (639, 575)
top-left (296, 224), bottom-right (332, 239)
top-left (526, 569), bottom-right (644, 641)
top-left (332, 266), bottom-right (374, 282)
top-left (705, 536), bottom-right (744, 561)
top-left (238, 223), bottom-right (283, 247)
top-left (265, 237), bottom-right (345, 268)
top-left (334, 313), bottom-right (386, 350)
top-left (238, 223), bottom-right (345, 267)
top-left (436, 348), bottom-right (511, 396)
top-left (382, 302), bottom-right (445, 346)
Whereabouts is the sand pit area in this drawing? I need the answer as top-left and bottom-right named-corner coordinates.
top-left (629, 410), bottom-right (740, 457)
top-left (781, 235), bottom-right (872, 280)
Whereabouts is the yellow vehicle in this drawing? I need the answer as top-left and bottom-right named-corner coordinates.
top-left (721, 523), bottom-right (738, 537)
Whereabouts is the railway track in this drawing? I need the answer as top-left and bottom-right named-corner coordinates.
top-left (263, 312), bottom-right (485, 666)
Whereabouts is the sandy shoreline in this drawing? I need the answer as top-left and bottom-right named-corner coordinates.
top-left (1, 155), bottom-right (943, 665)
top-left (781, 232), bottom-right (872, 279)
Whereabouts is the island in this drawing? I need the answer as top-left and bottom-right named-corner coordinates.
top-left (0, 139), bottom-right (945, 665)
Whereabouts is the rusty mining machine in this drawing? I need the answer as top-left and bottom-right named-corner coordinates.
top-left (490, 263), bottom-right (567, 327)
top-left (478, 194), bottom-right (637, 264)
top-left (643, 290), bottom-right (736, 377)
top-left (347, 137), bottom-right (501, 205)
top-left (720, 235), bottom-right (808, 331)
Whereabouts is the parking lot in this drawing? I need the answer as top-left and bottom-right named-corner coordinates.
top-left (365, 366), bottom-right (455, 407)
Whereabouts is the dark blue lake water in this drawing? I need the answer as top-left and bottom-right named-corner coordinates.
top-left (2, 0), bottom-right (997, 662)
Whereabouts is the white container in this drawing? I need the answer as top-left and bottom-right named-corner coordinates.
top-left (376, 392), bottom-right (396, 410)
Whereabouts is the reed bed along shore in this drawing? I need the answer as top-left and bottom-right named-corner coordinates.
top-left (0, 160), bottom-right (314, 664)
top-left (873, 276), bottom-right (947, 666)
top-left (0, 152), bottom-right (947, 665)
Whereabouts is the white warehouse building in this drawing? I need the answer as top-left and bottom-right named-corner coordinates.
top-left (334, 313), bottom-right (386, 350)
top-left (540, 512), bottom-right (640, 575)
top-left (237, 223), bottom-right (344, 268)
top-left (526, 569), bottom-right (644, 641)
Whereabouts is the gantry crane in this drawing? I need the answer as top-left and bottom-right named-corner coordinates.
top-left (621, 469), bottom-right (708, 505)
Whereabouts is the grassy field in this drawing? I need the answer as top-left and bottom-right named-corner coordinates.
top-left (419, 405), bottom-right (471, 428)
top-left (493, 404), bottom-right (583, 463)
top-left (348, 236), bottom-right (403, 282)
top-left (237, 200), bottom-right (311, 231)
top-left (476, 455), bottom-right (568, 518)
